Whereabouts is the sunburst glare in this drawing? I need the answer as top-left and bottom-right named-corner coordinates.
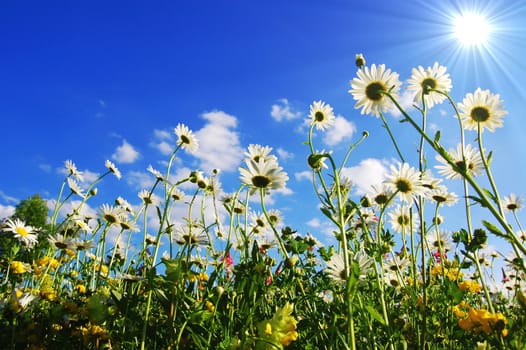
top-left (453, 12), bottom-right (491, 46)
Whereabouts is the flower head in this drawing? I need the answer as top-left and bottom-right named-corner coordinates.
top-left (458, 88), bottom-right (507, 132)
top-left (239, 158), bottom-right (288, 194)
top-left (407, 62), bottom-right (451, 108)
top-left (105, 160), bottom-right (122, 180)
top-left (244, 144), bottom-right (277, 163)
top-left (174, 123), bottom-right (199, 153)
top-left (388, 204), bottom-right (418, 233)
top-left (308, 100), bottom-right (335, 130)
top-left (349, 64), bottom-right (401, 117)
top-left (501, 193), bottom-right (523, 212)
top-left (4, 218), bottom-right (38, 249)
top-left (384, 163), bottom-right (427, 203)
top-left (64, 160), bottom-right (84, 182)
top-left (67, 178), bottom-right (85, 198)
top-left (435, 143), bottom-right (484, 180)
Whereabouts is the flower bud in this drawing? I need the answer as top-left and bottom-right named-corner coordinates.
top-left (355, 53), bottom-right (366, 69)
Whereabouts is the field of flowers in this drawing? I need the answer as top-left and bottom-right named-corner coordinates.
top-left (1, 55), bottom-right (525, 349)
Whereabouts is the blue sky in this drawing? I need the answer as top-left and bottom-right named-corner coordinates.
top-left (1, 0), bottom-right (526, 252)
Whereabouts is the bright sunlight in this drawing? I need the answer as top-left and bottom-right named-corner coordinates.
top-left (453, 12), bottom-right (491, 46)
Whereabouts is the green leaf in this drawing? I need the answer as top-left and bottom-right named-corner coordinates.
top-left (365, 304), bottom-right (386, 326)
top-left (482, 220), bottom-right (506, 238)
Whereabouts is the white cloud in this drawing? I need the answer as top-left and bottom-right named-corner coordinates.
top-left (39, 163), bottom-right (52, 173)
top-left (323, 115), bottom-right (356, 146)
top-left (0, 190), bottom-right (18, 204)
top-left (155, 140), bottom-right (174, 155)
top-left (270, 98), bottom-right (302, 122)
top-left (112, 139), bottom-right (140, 164)
top-left (277, 147), bottom-right (294, 161)
top-left (307, 217), bottom-right (321, 228)
top-left (294, 171), bottom-right (312, 181)
top-left (388, 89), bottom-right (414, 118)
top-left (0, 204), bottom-right (15, 220)
top-left (154, 129), bottom-right (172, 140)
top-left (194, 111), bottom-right (244, 173)
top-left (126, 171), bottom-right (156, 190)
top-left (341, 158), bottom-right (389, 195)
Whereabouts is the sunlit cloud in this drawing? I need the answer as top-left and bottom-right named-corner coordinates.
top-left (112, 139), bottom-right (140, 164)
top-left (323, 115), bottom-right (357, 146)
top-left (270, 98), bottom-right (302, 122)
top-left (194, 110), bottom-right (244, 173)
top-left (276, 147), bottom-right (294, 161)
top-left (341, 158), bottom-right (390, 195)
top-left (294, 171), bottom-right (312, 182)
top-left (0, 204), bottom-right (15, 220)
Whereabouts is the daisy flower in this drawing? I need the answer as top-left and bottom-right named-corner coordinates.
top-left (99, 204), bottom-right (122, 225)
top-left (324, 252), bottom-right (347, 282)
top-left (406, 62), bottom-right (452, 108)
top-left (4, 218), bottom-right (39, 249)
top-left (307, 150), bottom-right (330, 171)
top-left (368, 184), bottom-right (395, 208)
top-left (458, 88), bottom-right (507, 132)
top-left (244, 144), bottom-right (277, 163)
top-left (67, 178), bottom-right (85, 198)
top-left (138, 189), bottom-right (161, 206)
top-left (435, 143), bottom-right (484, 180)
top-left (384, 163), bottom-right (427, 203)
top-left (48, 233), bottom-right (75, 250)
top-left (308, 100), bottom-right (335, 131)
top-left (388, 205), bottom-right (418, 233)
top-left (426, 230), bottom-right (453, 253)
top-left (267, 209), bottom-right (283, 227)
top-left (64, 159), bottom-right (84, 182)
top-left (355, 53), bottom-right (366, 68)
top-left (147, 164), bottom-right (165, 181)
top-left (239, 158), bottom-right (289, 193)
top-left (174, 123), bottom-right (199, 153)
top-left (349, 64), bottom-right (402, 117)
top-left (173, 225), bottom-right (209, 247)
top-left (105, 160), bottom-right (122, 180)
top-left (325, 247), bottom-right (374, 283)
top-left (501, 193), bottom-right (524, 212)
top-left (169, 187), bottom-right (186, 201)
top-left (430, 188), bottom-right (458, 206)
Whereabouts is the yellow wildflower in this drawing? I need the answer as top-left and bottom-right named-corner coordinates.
top-left (256, 302), bottom-right (299, 349)
top-left (11, 261), bottom-right (30, 274)
top-left (458, 280), bottom-right (482, 293)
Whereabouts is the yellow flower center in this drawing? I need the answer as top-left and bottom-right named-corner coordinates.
top-left (16, 227), bottom-right (28, 236)
top-left (470, 106), bottom-right (490, 122)
top-left (421, 78), bottom-right (437, 94)
top-left (365, 81), bottom-right (386, 101)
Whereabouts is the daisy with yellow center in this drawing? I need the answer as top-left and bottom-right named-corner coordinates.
top-left (407, 62), bottom-right (452, 108)
top-left (388, 204), bottom-right (418, 233)
top-left (435, 143), bottom-right (484, 180)
top-left (4, 218), bottom-right (39, 249)
top-left (308, 100), bottom-right (336, 130)
top-left (458, 88), bottom-right (507, 132)
top-left (349, 64), bottom-right (401, 117)
top-left (384, 162), bottom-right (427, 203)
top-left (174, 123), bottom-right (199, 153)
top-left (239, 157), bottom-right (289, 194)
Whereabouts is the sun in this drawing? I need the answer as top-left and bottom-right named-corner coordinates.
top-left (453, 12), bottom-right (491, 46)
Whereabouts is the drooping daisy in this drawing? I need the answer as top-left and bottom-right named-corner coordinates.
top-left (174, 123), bottom-right (199, 153)
top-left (387, 205), bottom-right (418, 233)
top-left (67, 178), bottom-right (85, 198)
top-left (147, 164), bottom-right (165, 181)
top-left (267, 209), bottom-right (283, 227)
top-left (169, 187), bottom-right (186, 201)
top-left (426, 230), bottom-right (453, 253)
top-left (244, 144), bottom-right (277, 163)
top-left (173, 225), bottom-right (209, 247)
top-left (48, 233), bottom-right (75, 250)
top-left (115, 196), bottom-right (133, 212)
top-left (138, 189), bottom-right (161, 206)
top-left (406, 62), bottom-right (452, 108)
top-left (501, 193), bottom-right (524, 212)
top-left (239, 158), bottom-right (289, 193)
top-left (308, 100), bottom-right (336, 131)
top-left (430, 188), bottom-right (458, 206)
top-left (99, 204), bottom-right (122, 226)
top-left (349, 64), bottom-right (402, 117)
top-left (4, 218), bottom-right (39, 249)
top-left (435, 143), bottom-right (484, 180)
top-left (384, 163), bottom-right (427, 203)
top-left (458, 88), bottom-right (507, 132)
top-left (324, 252), bottom-right (347, 283)
top-left (307, 150), bottom-right (330, 171)
top-left (64, 160), bottom-right (84, 182)
top-left (105, 160), bottom-right (122, 180)
top-left (249, 211), bottom-right (269, 234)
top-left (368, 184), bottom-right (395, 208)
